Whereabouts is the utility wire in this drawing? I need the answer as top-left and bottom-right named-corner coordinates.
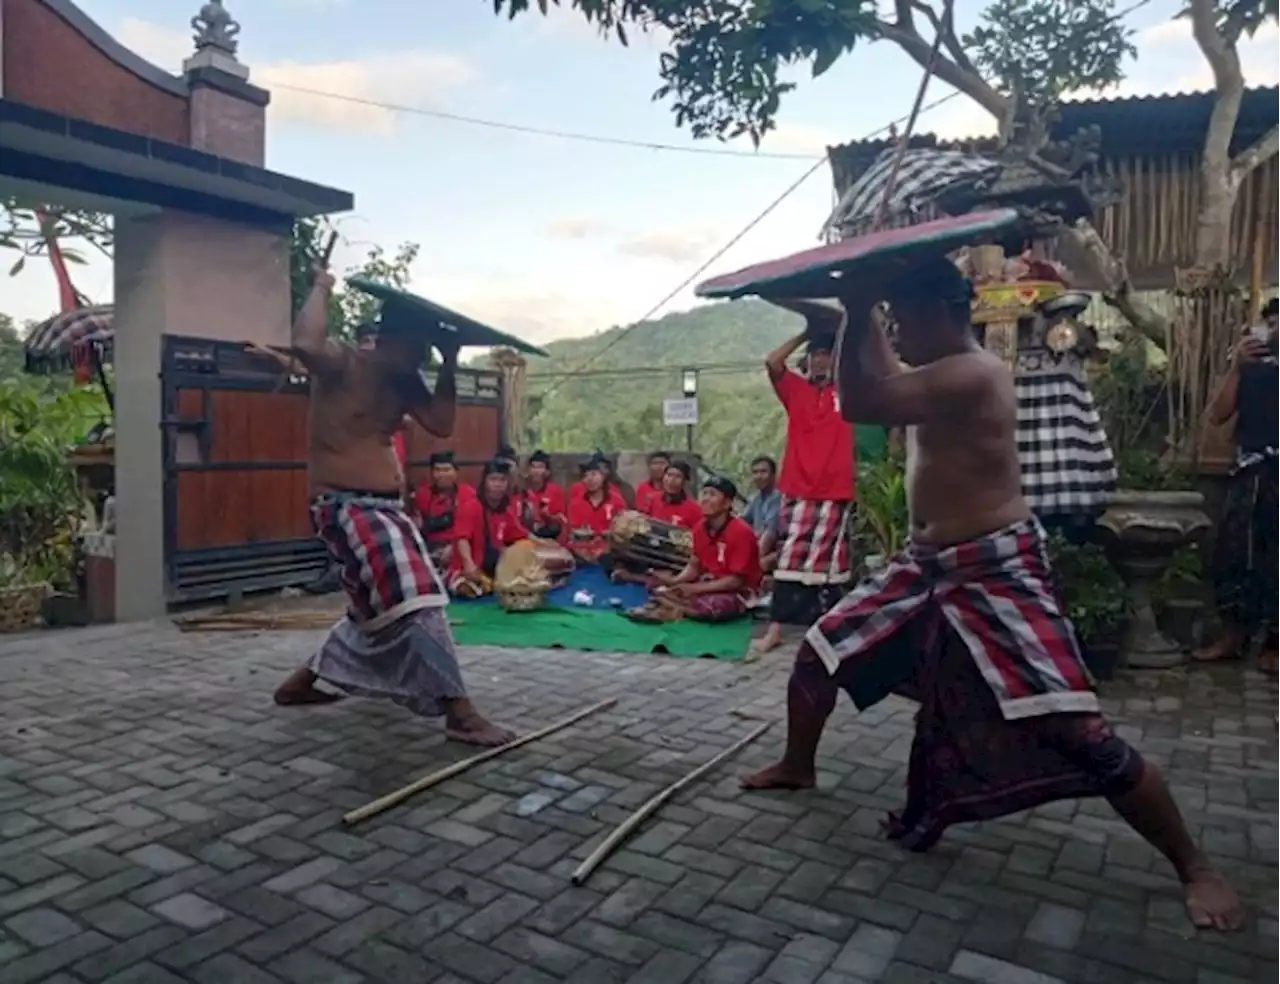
top-left (530, 0), bottom-right (1155, 407)
top-left (270, 83), bottom-right (819, 160)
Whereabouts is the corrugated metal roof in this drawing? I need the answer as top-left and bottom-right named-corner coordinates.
top-left (829, 85), bottom-right (1279, 161)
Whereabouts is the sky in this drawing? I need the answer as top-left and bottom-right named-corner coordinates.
top-left (3, 0), bottom-right (1277, 343)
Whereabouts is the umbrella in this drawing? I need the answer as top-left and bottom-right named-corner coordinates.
top-left (695, 209), bottom-right (1022, 301)
top-left (347, 277), bottom-right (549, 357)
top-left (23, 305), bottom-right (114, 374)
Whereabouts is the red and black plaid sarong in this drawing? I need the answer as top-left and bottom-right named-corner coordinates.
top-left (310, 492), bottom-right (448, 632)
top-left (805, 517), bottom-right (1097, 720)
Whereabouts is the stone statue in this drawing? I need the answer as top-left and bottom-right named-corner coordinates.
top-left (192, 0), bottom-right (240, 56)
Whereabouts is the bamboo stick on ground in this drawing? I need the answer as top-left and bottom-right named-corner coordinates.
top-left (343, 697), bottom-right (619, 826)
top-left (571, 720), bottom-right (772, 886)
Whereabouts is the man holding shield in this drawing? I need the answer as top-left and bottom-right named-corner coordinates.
top-left (271, 265), bottom-right (514, 747)
top-left (743, 258), bottom-right (1242, 932)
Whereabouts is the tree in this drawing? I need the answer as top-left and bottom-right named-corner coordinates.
top-left (491, 0), bottom-right (1278, 341)
top-left (0, 200), bottom-right (111, 280)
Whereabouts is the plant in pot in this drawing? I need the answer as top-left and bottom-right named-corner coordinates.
top-left (0, 381), bottom-right (96, 631)
top-left (1047, 532), bottom-right (1128, 682)
top-left (1153, 545), bottom-right (1206, 651)
top-left (853, 449), bottom-right (908, 572)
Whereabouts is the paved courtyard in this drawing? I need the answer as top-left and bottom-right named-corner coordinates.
top-left (0, 622), bottom-right (1276, 984)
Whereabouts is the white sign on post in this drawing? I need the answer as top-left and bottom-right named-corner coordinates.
top-left (663, 397), bottom-right (699, 426)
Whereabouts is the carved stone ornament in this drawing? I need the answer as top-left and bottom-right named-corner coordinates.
top-left (192, 0), bottom-right (241, 55)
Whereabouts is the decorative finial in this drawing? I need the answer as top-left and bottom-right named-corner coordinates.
top-left (192, 0), bottom-right (241, 56)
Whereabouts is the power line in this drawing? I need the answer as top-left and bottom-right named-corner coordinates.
top-left (532, 0), bottom-right (1155, 407)
top-left (270, 83), bottom-right (819, 160)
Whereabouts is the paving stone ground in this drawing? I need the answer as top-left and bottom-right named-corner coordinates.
top-left (0, 620), bottom-right (1275, 984)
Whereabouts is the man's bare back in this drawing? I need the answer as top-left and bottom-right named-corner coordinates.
top-left (904, 349), bottom-right (1030, 545)
top-left (308, 349), bottom-right (412, 497)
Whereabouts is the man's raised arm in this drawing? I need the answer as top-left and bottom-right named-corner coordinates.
top-left (291, 266), bottom-right (343, 372)
top-left (406, 338), bottom-right (458, 438)
top-left (837, 293), bottom-right (900, 421)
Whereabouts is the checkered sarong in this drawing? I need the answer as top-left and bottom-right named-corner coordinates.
top-left (1014, 349), bottom-right (1117, 516)
top-left (827, 149), bottom-right (1002, 238)
top-left (774, 496), bottom-right (852, 586)
top-left (310, 492), bottom-right (448, 631)
top-left (805, 518), bottom-right (1098, 721)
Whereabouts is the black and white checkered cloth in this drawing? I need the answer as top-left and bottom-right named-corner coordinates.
top-left (1015, 349), bottom-right (1117, 516)
top-left (827, 148), bottom-right (1003, 238)
top-left (23, 305), bottom-right (114, 372)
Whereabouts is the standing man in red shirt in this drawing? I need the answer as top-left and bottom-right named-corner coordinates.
top-left (414, 451), bottom-right (477, 572)
top-left (448, 460), bottom-right (528, 597)
top-left (643, 460), bottom-right (703, 528)
top-left (647, 475), bottom-right (762, 621)
top-left (516, 450), bottom-right (568, 542)
top-left (633, 450), bottom-right (670, 514)
top-left (757, 302), bottom-right (855, 652)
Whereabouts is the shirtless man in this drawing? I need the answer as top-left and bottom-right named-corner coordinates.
top-left (272, 266), bottom-right (514, 746)
top-left (742, 257), bottom-right (1242, 931)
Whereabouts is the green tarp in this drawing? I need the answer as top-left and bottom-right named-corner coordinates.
top-left (449, 603), bottom-right (754, 661)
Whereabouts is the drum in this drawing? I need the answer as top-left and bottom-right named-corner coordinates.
top-left (531, 538), bottom-right (575, 585)
top-left (607, 510), bottom-right (692, 573)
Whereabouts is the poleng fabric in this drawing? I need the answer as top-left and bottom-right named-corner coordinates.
top-left (1015, 348), bottom-right (1117, 518)
top-left (774, 497), bottom-right (852, 587)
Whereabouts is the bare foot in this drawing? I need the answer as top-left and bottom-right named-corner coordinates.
top-left (446, 714), bottom-right (517, 747)
top-left (273, 668), bottom-right (346, 705)
top-left (752, 623), bottom-right (783, 653)
top-left (740, 761), bottom-right (815, 790)
top-left (1183, 863), bottom-right (1245, 931)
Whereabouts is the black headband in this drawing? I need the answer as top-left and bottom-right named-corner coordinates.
top-left (483, 459), bottom-right (511, 477)
top-left (529, 450), bottom-right (551, 465)
top-left (428, 451), bottom-right (455, 466)
top-left (666, 460), bottom-right (691, 481)
top-left (888, 258), bottom-right (975, 306)
top-left (702, 475), bottom-right (738, 500)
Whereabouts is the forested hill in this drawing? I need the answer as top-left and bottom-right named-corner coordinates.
top-left (514, 300), bottom-right (808, 481)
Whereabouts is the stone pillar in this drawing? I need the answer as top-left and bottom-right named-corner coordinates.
top-left (112, 214), bottom-right (168, 621)
top-left (111, 208), bottom-right (292, 621)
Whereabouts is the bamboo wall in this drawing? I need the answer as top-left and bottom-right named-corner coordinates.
top-left (1093, 153), bottom-right (1278, 289)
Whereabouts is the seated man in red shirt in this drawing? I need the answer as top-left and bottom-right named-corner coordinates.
top-left (642, 460), bottom-right (703, 528)
top-left (570, 450), bottom-right (627, 509)
top-left (633, 450), bottom-right (670, 515)
top-left (414, 451), bottom-right (477, 572)
top-left (448, 460), bottom-right (529, 597)
top-left (644, 475), bottom-right (762, 622)
top-left (566, 456), bottom-right (623, 563)
top-left (516, 450), bottom-right (568, 542)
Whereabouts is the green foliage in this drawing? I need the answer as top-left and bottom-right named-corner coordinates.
top-left (488, 0), bottom-right (1133, 143)
top-left (289, 218), bottom-right (421, 341)
top-left (854, 447), bottom-right (909, 559)
top-left (1046, 532), bottom-right (1128, 640)
top-left (0, 379), bottom-right (104, 589)
top-left (1, 200), bottom-right (111, 278)
top-left (965, 0), bottom-right (1135, 107)
top-left (523, 299), bottom-right (802, 482)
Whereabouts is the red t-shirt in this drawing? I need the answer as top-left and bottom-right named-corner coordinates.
top-left (566, 491), bottom-right (622, 551)
top-left (634, 480), bottom-right (662, 515)
top-left (414, 483), bottom-right (477, 544)
top-left (570, 482), bottom-right (626, 510)
top-left (693, 515), bottom-right (763, 591)
top-left (645, 493), bottom-right (703, 529)
top-left (771, 369), bottom-right (855, 502)
top-left (516, 482), bottom-right (568, 539)
top-left (450, 496), bottom-right (528, 577)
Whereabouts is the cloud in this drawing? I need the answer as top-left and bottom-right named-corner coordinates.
top-left (115, 18), bottom-right (479, 136)
top-left (543, 217), bottom-right (724, 264)
top-left (544, 217), bottom-right (615, 241)
top-left (755, 122), bottom-right (841, 158)
top-left (615, 228), bottom-right (720, 264)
